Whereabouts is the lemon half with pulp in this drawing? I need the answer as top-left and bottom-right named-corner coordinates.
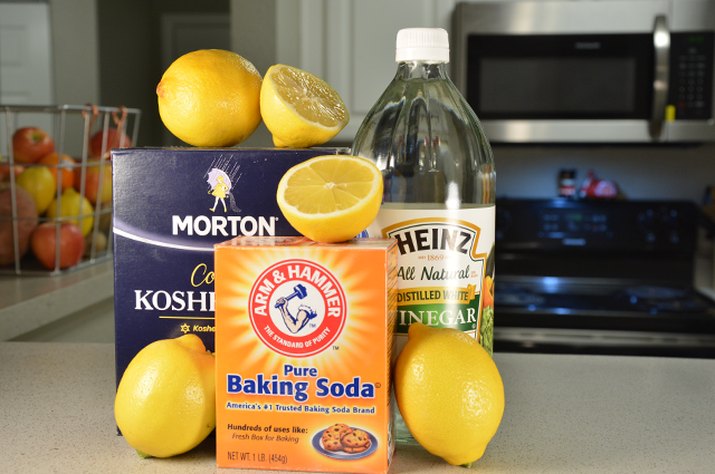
top-left (261, 64), bottom-right (349, 148)
top-left (276, 155), bottom-right (382, 242)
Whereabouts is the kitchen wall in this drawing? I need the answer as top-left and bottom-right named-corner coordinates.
top-left (230, 0), bottom-right (276, 148)
top-left (495, 144), bottom-right (715, 203)
top-left (231, 0), bottom-right (714, 286)
top-left (0, 0), bottom-right (98, 152)
top-left (49, 0), bottom-right (100, 106)
top-left (1, 0), bottom-right (230, 147)
top-left (9, 0), bottom-right (712, 205)
top-left (43, 0), bottom-right (715, 207)
top-left (97, 0), bottom-right (230, 147)
top-left (230, 0), bottom-right (715, 206)
top-left (29, 1), bottom-right (715, 204)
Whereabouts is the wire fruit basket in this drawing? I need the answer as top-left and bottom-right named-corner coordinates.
top-left (0, 104), bottom-right (140, 275)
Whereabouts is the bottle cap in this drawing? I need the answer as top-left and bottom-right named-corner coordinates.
top-left (395, 28), bottom-right (450, 63)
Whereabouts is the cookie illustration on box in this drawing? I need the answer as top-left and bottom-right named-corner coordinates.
top-left (322, 423), bottom-right (353, 448)
top-left (315, 424), bottom-right (376, 459)
top-left (342, 429), bottom-right (372, 453)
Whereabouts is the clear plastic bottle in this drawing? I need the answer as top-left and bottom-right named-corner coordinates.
top-left (351, 28), bottom-right (496, 444)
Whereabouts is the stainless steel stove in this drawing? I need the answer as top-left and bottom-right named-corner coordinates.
top-left (494, 198), bottom-right (715, 357)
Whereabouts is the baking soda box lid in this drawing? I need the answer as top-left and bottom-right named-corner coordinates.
top-left (214, 236), bottom-right (397, 473)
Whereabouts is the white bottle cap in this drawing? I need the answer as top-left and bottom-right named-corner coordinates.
top-left (395, 28), bottom-right (450, 63)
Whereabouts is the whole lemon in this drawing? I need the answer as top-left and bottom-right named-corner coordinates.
top-left (16, 166), bottom-right (56, 214)
top-left (157, 49), bottom-right (262, 147)
top-left (114, 334), bottom-right (215, 458)
top-left (46, 188), bottom-right (94, 236)
top-left (394, 323), bottom-right (505, 466)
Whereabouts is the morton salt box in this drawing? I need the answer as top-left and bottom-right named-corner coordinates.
top-left (111, 147), bottom-right (340, 387)
top-left (214, 236), bottom-right (397, 473)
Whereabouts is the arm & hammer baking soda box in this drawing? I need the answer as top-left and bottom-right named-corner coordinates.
top-left (214, 236), bottom-right (397, 472)
top-left (111, 147), bottom-right (341, 388)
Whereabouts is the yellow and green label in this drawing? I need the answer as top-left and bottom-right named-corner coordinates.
top-left (367, 204), bottom-right (495, 355)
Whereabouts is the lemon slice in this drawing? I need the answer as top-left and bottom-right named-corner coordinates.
top-left (261, 64), bottom-right (349, 148)
top-left (276, 155), bottom-right (383, 242)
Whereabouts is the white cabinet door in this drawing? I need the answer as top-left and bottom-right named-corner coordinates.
top-left (0, 3), bottom-right (54, 153)
top-left (276, 0), bottom-right (457, 143)
top-left (0, 3), bottom-right (54, 105)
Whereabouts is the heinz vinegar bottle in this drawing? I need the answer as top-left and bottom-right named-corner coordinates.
top-left (352, 28), bottom-right (496, 444)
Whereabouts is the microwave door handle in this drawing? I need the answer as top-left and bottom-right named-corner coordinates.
top-left (650, 15), bottom-right (670, 140)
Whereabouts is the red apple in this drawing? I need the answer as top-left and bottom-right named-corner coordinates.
top-left (30, 222), bottom-right (85, 270)
top-left (0, 185), bottom-right (39, 266)
top-left (74, 161), bottom-right (112, 205)
top-left (0, 164), bottom-right (24, 182)
top-left (89, 127), bottom-right (133, 160)
top-left (12, 127), bottom-right (55, 164)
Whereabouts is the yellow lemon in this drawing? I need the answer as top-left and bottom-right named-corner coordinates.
top-left (157, 49), bottom-right (262, 147)
top-left (395, 323), bottom-right (505, 466)
top-left (46, 188), bottom-right (94, 236)
top-left (114, 334), bottom-right (215, 458)
top-left (260, 64), bottom-right (349, 148)
top-left (16, 166), bottom-right (56, 214)
top-left (276, 155), bottom-right (382, 242)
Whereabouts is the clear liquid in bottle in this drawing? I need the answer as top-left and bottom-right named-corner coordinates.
top-left (351, 27), bottom-right (496, 445)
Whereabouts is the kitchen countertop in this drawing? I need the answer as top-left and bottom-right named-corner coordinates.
top-left (0, 260), bottom-right (113, 340)
top-left (2, 342), bottom-right (715, 473)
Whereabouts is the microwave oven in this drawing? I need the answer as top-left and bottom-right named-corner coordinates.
top-left (452, 0), bottom-right (715, 143)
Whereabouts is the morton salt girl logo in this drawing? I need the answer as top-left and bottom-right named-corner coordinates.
top-left (171, 158), bottom-right (278, 237)
top-left (248, 259), bottom-right (347, 357)
top-left (206, 165), bottom-right (240, 213)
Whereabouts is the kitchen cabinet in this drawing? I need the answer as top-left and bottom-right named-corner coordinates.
top-left (275, 0), bottom-right (458, 143)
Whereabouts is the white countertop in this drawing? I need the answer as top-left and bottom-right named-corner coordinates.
top-left (0, 260), bottom-right (114, 340)
top-left (2, 342), bottom-right (715, 473)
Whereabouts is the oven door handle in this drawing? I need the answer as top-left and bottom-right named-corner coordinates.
top-left (650, 14), bottom-right (670, 140)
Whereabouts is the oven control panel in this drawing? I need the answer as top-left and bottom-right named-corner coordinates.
top-left (496, 199), bottom-right (698, 254)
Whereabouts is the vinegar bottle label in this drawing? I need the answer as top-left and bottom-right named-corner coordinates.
top-left (367, 205), bottom-right (495, 356)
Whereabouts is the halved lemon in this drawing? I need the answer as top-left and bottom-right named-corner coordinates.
top-left (276, 155), bottom-right (383, 243)
top-left (260, 64), bottom-right (349, 148)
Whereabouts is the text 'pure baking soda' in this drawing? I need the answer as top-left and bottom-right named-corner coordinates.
top-left (351, 28), bottom-right (496, 444)
top-left (214, 236), bottom-right (397, 473)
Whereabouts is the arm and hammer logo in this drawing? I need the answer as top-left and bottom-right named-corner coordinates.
top-left (248, 259), bottom-right (347, 357)
top-left (205, 158), bottom-right (242, 213)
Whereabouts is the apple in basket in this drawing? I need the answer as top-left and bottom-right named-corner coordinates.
top-left (74, 162), bottom-right (112, 205)
top-left (89, 128), bottom-right (133, 160)
top-left (31, 222), bottom-right (85, 270)
top-left (12, 127), bottom-right (55, 164)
